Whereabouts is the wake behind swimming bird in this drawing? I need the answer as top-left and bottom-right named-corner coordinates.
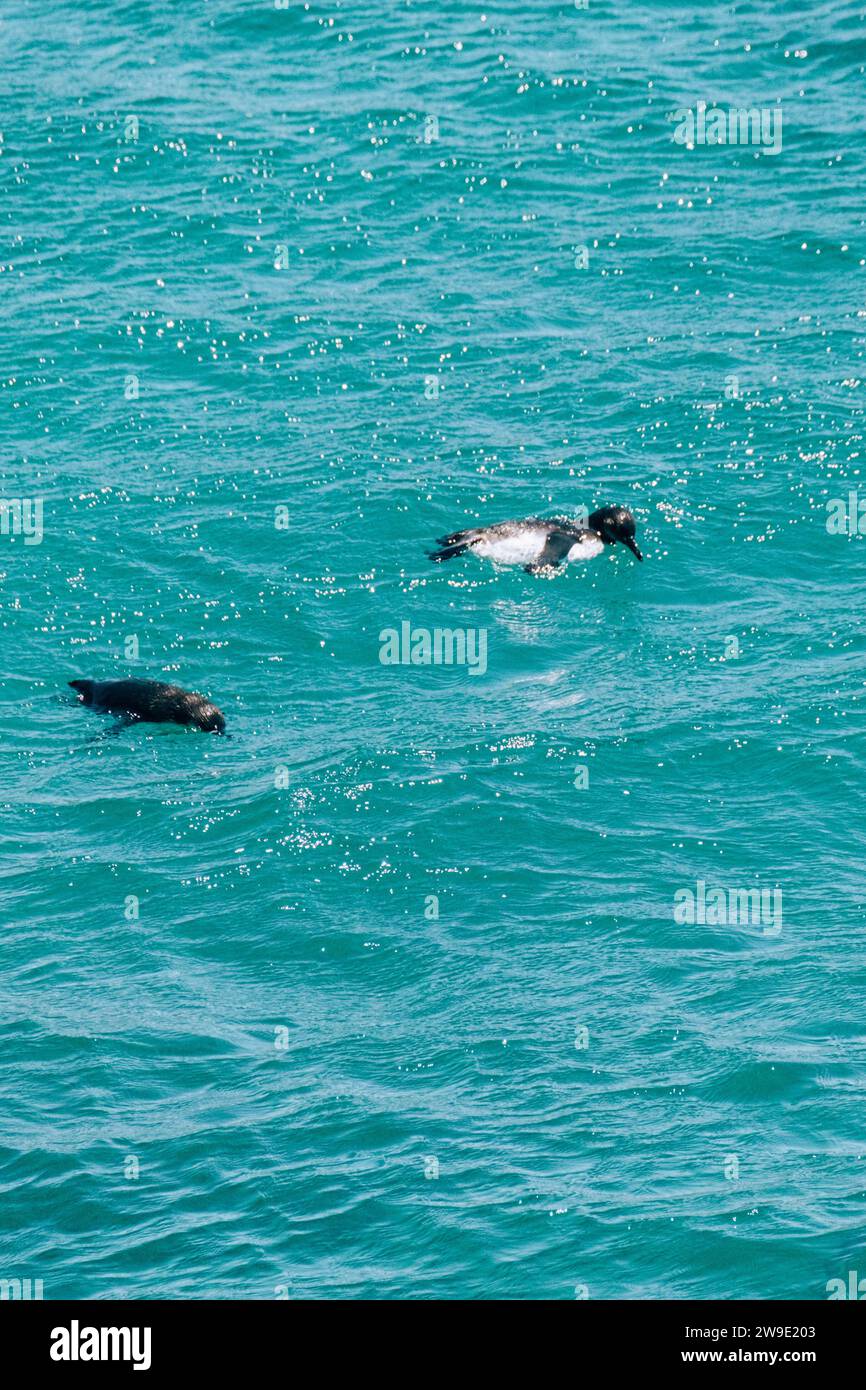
top-left (69, 678), bottom-right (226, 734)
top-left (430, 506), bottom-right (642, 574)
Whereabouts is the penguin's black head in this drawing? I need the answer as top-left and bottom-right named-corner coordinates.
top-left (588, 506), bottom-right (642, 560)
top-left (69, 679), bottom-right (95, 705)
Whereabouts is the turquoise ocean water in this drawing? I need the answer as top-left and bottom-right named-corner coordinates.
top-left (2, 0), bottom-right (866, 1300)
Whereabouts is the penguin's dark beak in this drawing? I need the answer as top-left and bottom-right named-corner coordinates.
top-left (623, 536), bottom-right (643, 561)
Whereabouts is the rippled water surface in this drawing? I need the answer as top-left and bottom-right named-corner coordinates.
top-left (1, 0), bottom-right (865, 1299)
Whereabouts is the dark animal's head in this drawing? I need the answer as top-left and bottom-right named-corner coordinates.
top-left (69, 679), bottom-right (95, 705)
top-left (193, 701), bottom-right (226, 735)
top-left (588, 506), bottom-right (642, 560)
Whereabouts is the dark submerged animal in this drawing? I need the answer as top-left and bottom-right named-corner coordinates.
top-left (69, 678), bottom-right (226, 734)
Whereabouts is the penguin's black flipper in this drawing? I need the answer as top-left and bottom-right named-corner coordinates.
top-left (523, 529), bottom-right (575, 574)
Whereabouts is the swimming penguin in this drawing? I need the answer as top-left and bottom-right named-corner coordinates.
top-left (429, 506), bottom-right (642, 573)
top-left (69, 678), bottom-right (226, 733)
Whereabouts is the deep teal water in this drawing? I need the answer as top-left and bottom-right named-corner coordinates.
top-left (1, 0), bottom-right (866, 1300)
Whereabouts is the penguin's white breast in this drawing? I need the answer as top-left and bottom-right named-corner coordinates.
top-left (473, 529), bottom-right (547, 566)
top-left (566, 535), bottom-right (605, 562)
